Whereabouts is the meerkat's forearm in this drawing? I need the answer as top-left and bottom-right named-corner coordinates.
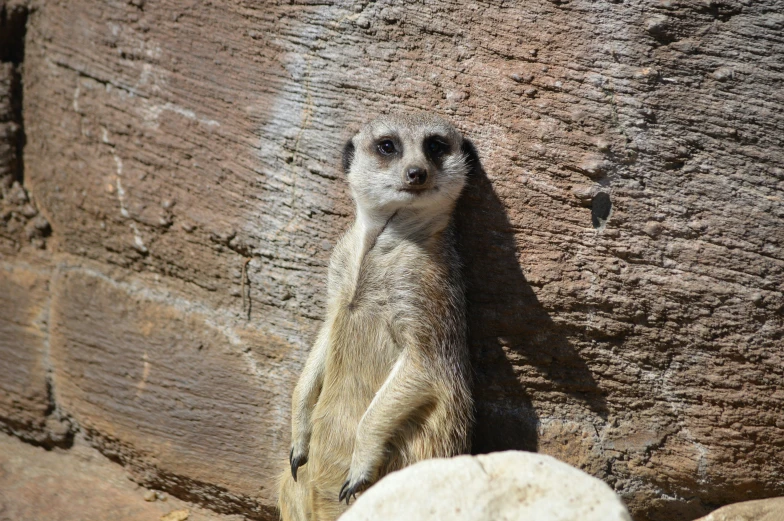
top-left (348, 352), bottom-right (433, 479)
top-left (290, 326), bottom-right (330, 451)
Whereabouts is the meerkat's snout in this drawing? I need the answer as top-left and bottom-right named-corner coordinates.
top-left (404, 166), bottom-right (428, 187)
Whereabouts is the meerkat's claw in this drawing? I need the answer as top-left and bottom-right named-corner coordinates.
top-left (289, 447), bottom-right (308, 481)
top-left (338, 478), bottom-right (368, 505)
top-left (338, 480), bottom-right (349, 503)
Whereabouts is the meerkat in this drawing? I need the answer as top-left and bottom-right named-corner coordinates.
top-left (277, 113), bottom-right (475, 521)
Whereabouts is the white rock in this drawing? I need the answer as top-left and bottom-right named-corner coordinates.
top-left (340, 451), bottom-right (631, 521)
top-left (694, 497), bottom-right (784, 521)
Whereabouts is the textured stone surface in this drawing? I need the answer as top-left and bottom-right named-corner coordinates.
top-left (49, 263), bottom-right (295, 519)
top-left (695, 498), bottom-right (784, 521)
top-left (0, 0), bottom-right (778, 520)
top-left (0, 260), bottom-right (50, 437)
top-left (340, 451), bottom-right (632, 521)
top-left (1, 2), bottom-right (49, 254)
top-left (0, 431), bottom-right (244, 521)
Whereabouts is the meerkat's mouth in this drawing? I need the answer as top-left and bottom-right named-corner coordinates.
top-left (398, 186), bottom-right (437, 195)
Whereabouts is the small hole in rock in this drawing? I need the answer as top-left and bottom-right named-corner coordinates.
top-left (591, 192), bottom-right (612, 229)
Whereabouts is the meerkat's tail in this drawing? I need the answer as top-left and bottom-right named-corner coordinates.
top-left (278, 467), bottom-right (310, 521)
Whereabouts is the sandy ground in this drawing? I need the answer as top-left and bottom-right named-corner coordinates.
top-left (0, 432), bottom-right (247, 521)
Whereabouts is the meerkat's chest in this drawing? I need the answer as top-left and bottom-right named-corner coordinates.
top-left (319, 277), bottom-right (399, 406)
top-left (325, 249), bottom-right (407, 362)
top-left (334, 242), bottom-right (409, 311)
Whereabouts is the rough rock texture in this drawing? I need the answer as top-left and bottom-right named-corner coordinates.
top-left (0, 0), bottom-right (782, 520)
top-left (1, 2), bottom-right (51, 253)
top-left (694, 498), bottom-right (784, 521)
top-left (0, 0), bottom-right (63, 447)
top-left (0, 431), bottom-right (244, 521)
top-left (0, 260), bottom-right (50, 437)
top-left (340, 451), bottom-right (632, 521)
top-left (49, 264), bottom-right (291, 519)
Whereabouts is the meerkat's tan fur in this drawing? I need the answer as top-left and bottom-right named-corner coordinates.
top-left (278, 114), bottom-right (473, 521)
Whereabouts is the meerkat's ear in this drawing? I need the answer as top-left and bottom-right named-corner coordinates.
top-left (342, 138), bottom-right (356, 175)
top-left (460, 138), bottom-right (481, 177)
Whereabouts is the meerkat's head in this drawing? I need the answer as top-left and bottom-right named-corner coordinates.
top-left (342, 114), bottom-right (473, 216)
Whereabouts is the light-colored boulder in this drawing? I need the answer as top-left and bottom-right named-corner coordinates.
top-left (340, 451), bottom-right (631, 521)
top-left (695, 498), bottom-right (784, 521)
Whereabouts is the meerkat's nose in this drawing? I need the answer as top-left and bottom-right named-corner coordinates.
top-left (405, 167), bottom-right (428, 186)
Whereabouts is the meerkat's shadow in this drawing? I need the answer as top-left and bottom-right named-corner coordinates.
top-left (455, 140), bottom-right (608, 454)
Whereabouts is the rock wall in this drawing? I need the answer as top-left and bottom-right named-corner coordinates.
top-left (1, 0), bottom-right (782, 520)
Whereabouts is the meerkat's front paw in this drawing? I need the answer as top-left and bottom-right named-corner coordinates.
top-left (289, 446), bottom-right (309, 481)
top-left (338, 475), bottom-right (370, 505)
top-left (339, 443), bottom-right (377, 503)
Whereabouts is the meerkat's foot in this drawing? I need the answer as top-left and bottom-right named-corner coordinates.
top-left (338, 477), bottom-right (370, 505)
top-left (289, 447), bottom-right (308, 481)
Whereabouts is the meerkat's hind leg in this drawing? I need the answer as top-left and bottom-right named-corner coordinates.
top-left (278, 467), bottom-right (310, 521)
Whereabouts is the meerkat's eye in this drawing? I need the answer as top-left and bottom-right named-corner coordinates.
top-left (377, 140), bottom-right (396, 155)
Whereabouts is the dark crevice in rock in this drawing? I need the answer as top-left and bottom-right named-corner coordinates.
top-left (0, 415), bottom-right (75, 451)
top-left (1, 4), bottom-right (49, 251)
top-left (0, 4), bottom-right (27, 65)
top-left (10, 66), bottom-right (24, 187)
top-left (0, 2), bottom-right (27, 186)
top-left (591, 192), bottom-right (612, 229)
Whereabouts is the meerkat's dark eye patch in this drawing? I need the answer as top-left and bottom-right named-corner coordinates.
top-left (460, 138), bottom-right (481, 177)
top-left (342, 138), bottom-right (356, 175)
top-left (377, 139), bottom-right (397, 156)
top-left (424, 135), bottom-right (451, 169)
top-left (423, 135), bottom-right (450, 163)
